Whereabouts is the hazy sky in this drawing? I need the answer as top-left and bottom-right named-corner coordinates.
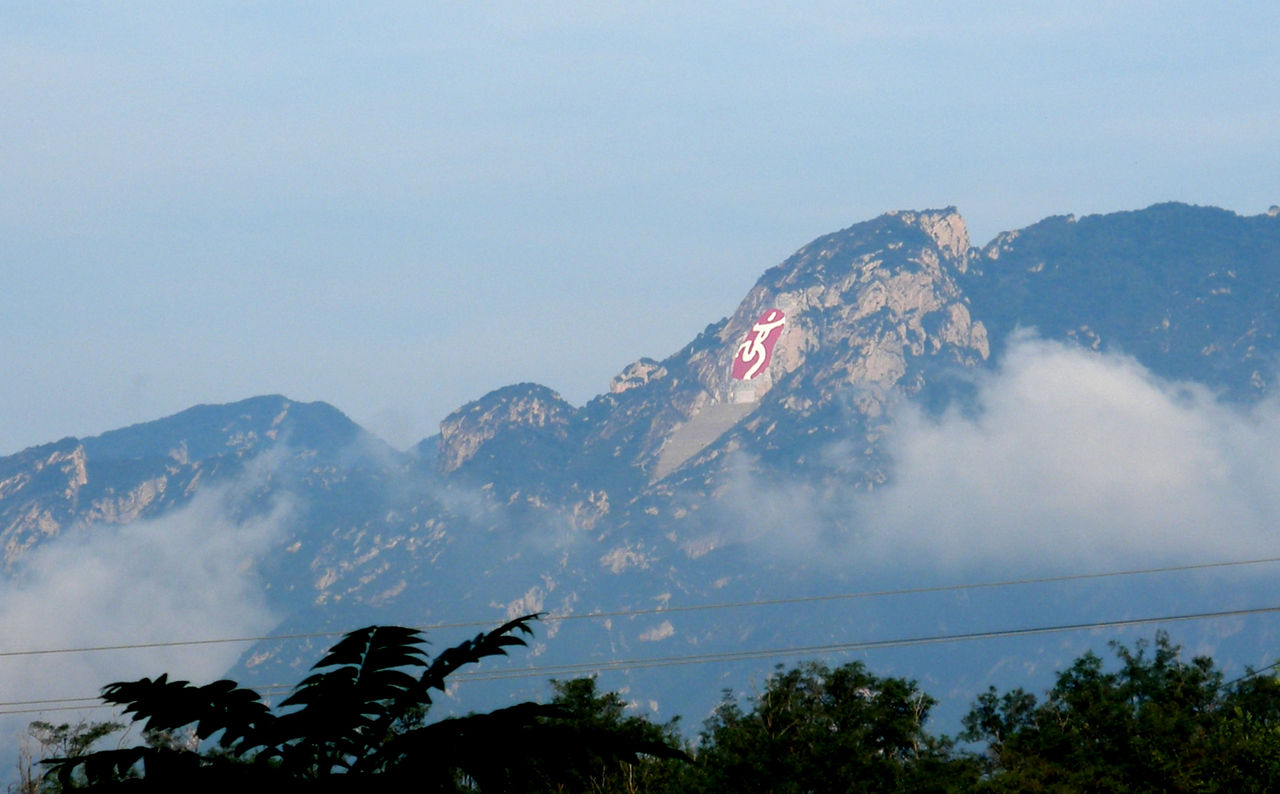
top-left (4, 2), bottom-right (1278, 454)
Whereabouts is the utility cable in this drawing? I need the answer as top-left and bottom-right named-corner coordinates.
top-left (2, 554), bottom-right (1278, 661)
top-left (4, 602), bottom-right (1279, 716)
top-left (449, 603), bottom-right (1280, 683)
top-left (1224, 658), bottom-right (1280, 687)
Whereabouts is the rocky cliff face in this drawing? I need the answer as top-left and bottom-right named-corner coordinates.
top-left (438, 384), bottom-right (576, 474)
top-left (701, 208), bottom-right (984, 409)
top-left (428, 209), bottom-right (992, 517)
top-left (632, 208), bottom-right (989, 489)
top-left (0, 396), bottom-right (390, 569)
top-left (0, 436), bottom-right (203, 568)
top-left (740, 208), bottom-right (986, 406)
top-left (0, 440), bottom-right (86, 564)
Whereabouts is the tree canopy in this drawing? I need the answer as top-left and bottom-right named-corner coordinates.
top-left (686, 660), bottom-right (979, 793)
top-left (962, 631), bottom-right (1280, 792)
top-left (42, 615), bottom-right (684, 792)
top-left (35, 628), bottom-right (1280, 792)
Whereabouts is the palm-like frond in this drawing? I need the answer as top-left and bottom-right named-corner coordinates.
top-left (99, 674), bottom-right (272, 750)
top-left (417, 613), bottom-right (539, 698)
top-left (269, 625), bottom-right (429, 773)
top-left (344, 614), bottom-right (541, 776)
top-left (43, 675), bottom-right (274, 787)
top-left (42, 613), bottom-right (685, 790)
top-left (45, 746), bottom-right (150, 790)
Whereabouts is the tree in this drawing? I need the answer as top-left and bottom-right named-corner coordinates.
top-left (687, 660), bottom-right (977, 793)
top-left (42, 615), bottom-right (683, 792)
top-left (14, 721), bottom-right (123, 794)
top-left (961, 631), bottom-right (1280, 792)
top-left (522, 677), bottom-right (687, 793)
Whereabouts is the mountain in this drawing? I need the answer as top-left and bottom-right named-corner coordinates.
top-left (964, 202), bottom-right (1280, 399)
top-left (3, 202), bottom-right (1279, 734)
top-left (0, 396), bottom-right (394, 568)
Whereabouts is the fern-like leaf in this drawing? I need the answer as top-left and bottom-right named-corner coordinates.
top-left (417, 613), bottom-right (540, 697)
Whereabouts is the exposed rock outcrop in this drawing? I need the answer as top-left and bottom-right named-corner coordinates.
top-left (610, 358), bottom-right (668, 394)
top-left (437, 384), bottom-right (576, 474)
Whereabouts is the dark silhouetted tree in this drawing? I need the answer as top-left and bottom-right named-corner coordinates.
top-left (43, 615), bottom-right (683, 792)
top-left (519, 677), bottom-right (687, 793)
top-left (14, 720), bottom-right (123, 794)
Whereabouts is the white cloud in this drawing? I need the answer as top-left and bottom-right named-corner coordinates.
top-left (0, 471), bottom-right (290, 753)
top-left (706, 335), bottom-right (1280, 576)
top-left (639, 620), bottom-right (675, 642)
top-left (856, 336), bottom-right (1280, 571)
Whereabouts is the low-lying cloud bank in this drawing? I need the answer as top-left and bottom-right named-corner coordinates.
top-left (858, 335), bottom-right (1280, 571)
top-left (0, 472), bottom-right (290, 748)
top-left (715, 334), bottom-right (1280, 574)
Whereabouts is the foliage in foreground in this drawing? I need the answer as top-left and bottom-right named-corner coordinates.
top-left (34, 629), bottom-right (1280, 792)
top-left (13, 721), bottom-right (124, 794)
top-left (961, 631), bottom-right (1280, 792)
top-left (530, 678), bottom-right (689, 794)
top-left (685, 659), bottom-right (981, 793)
top-left (554, 633), bottom-right (1280, 793)
top-left (41, 615), bottom-right (683, 792)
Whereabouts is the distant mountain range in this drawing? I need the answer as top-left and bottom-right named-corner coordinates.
top-left (5, 202), bottom-right (1279, 731)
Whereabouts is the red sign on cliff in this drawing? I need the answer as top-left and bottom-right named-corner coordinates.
top-left (732, 309), bottom-right (786, 380)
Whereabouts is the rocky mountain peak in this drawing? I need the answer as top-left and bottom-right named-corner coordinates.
top-left (610, 358), bottom-right (668, 394)
top-left (0, 396), bottom-right (378, 569)
top-left (438, 383), bottom-right (575, 473)
top-left (80, 395), bottom-right (368, 463)
top-left (582, 210), bottom-right (993, 484)
top-left (422, 209), bottom-right (993, 489)
top-left (678, 210), bottom-right (988, 419)
top-left (889, 207), bottom-right (972, 264)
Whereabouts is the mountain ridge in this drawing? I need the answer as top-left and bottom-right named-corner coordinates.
top-left (3, 201), bottom-right (1279, 738)
top-left (8, 202), bottom-right (1277, 575)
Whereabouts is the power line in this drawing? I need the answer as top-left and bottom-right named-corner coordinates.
top-left (449, 603), bottom-right (1280, 683)
top-left (0, 696), bottom-right (100, 708)
top-left (0, 684), bottom-right (297, 717)
top-left (1224, 657), bottom-right (1280, 687)
top-left (4, 602), bottom-right (1279, 716)
top-left (3, 554), bottom-right (1278, 661)
top-left (559, 555), bottom-right (1280, 623)
top-left (0, 704), bottom-right (112, 716)
top-left (0, 630), bottom-right (348, 660)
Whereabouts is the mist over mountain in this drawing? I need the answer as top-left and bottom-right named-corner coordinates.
top-left (4, 202), bottom-right (1279, 743)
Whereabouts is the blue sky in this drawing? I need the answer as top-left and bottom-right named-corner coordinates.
top-left (3, 2), bottom-right (1278, 453)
